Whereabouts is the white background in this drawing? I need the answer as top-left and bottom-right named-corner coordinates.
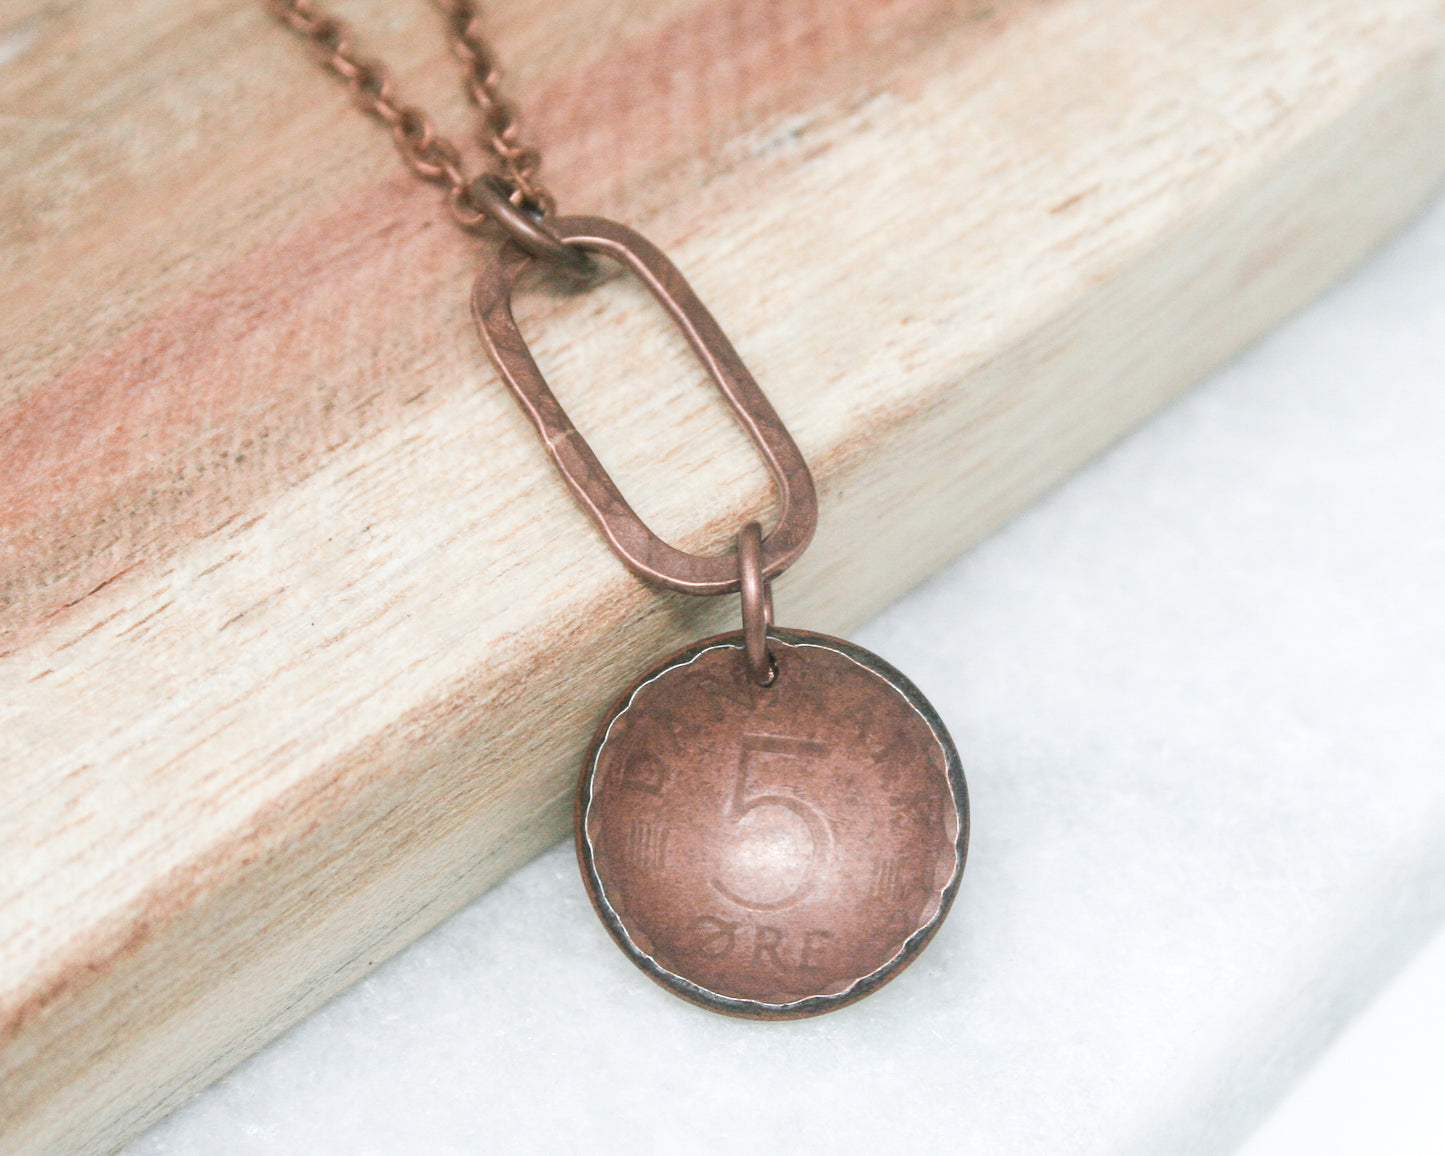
top-left (130, 189), bottom-right (1445, 1155)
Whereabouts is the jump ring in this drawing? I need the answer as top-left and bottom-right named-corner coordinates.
top-left (466, 175), bottom-right (595, 278)
top-left (738, 522), bottom-right (776, 686)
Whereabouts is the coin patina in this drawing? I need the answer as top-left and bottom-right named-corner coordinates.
top-left (577, 627), bottom-right (968, 1019)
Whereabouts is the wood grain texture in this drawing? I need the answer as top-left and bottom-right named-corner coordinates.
top-left (2, 0), bottom-right (1444, 1151)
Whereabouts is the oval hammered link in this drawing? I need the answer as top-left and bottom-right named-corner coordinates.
top-left (265, 0), bottom-right (555, 226)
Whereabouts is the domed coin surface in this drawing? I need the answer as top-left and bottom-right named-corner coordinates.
top-left (577, 628), bottom-right (968, 1018)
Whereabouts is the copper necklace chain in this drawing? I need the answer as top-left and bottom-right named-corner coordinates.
top-left (268, 0), bottom-right (559, 233)
top-left (270, 1), bottom-right (968, 1020)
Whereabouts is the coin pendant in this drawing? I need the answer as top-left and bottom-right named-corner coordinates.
top-left (576, 627), bottom-right (968, 1019)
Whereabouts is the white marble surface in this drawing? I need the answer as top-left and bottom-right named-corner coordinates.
top-left (1240, 910), bottom-right (1445, 1156)
top-left (129, 189), bottom-right (1445, 1155)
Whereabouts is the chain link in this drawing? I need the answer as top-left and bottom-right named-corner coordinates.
top-left (266, 0), bottom-right (555, 231)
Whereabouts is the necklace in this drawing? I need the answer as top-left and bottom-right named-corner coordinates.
top-left (271, 0), bottom-right (968, 1019)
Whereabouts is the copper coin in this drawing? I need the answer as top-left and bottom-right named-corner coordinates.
top-left (577, 627), bottom-right (968, 1019)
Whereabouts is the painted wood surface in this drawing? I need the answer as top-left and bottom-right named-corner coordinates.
top-left (2, 0), bottom-right (1443, 1151)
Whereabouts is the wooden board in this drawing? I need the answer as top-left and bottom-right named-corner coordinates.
top-left (2, 0), bottom-right (1444, 1151)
